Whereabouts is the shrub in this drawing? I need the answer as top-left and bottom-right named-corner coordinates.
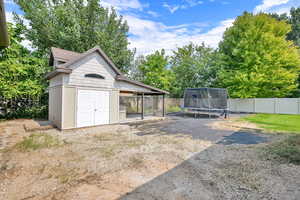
top-left (167, 106), bottom-right (181, 113)
top-left (266, 135), bottom-right (300, 165)
top-left (1, 105), bottom-right (48, 120)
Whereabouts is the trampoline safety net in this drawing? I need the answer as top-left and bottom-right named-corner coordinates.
top-left (184, 88), bottom-right (228, 111)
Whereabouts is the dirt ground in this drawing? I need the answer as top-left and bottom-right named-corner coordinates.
top-left (0, 116), bottom-right (300, 200)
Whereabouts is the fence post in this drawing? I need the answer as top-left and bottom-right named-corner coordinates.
top-left (298, 98), bottom-right (300, 114)
top-left (253, 98), bottom-right (256, 113)
top-left (274, 98), bottom-right (277, 114)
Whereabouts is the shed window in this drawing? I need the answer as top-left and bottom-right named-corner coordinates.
top-left (85, 73), bottom-right (105, 79)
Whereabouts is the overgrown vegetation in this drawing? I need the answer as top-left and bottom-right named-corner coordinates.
top-left (265, 135), bottom-right (300, 165)
top-left (0, 23), bottom-right (49, 119)
top-left (243, 114), bottom-right (300, 133)
top-left (167, 105), bottom-right (181, 113)
top-left (16, 133), bottom-right (62, 152)
top-left (243, 114), bottom-right (300, 165)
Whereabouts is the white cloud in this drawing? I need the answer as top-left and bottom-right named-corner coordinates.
top-left (20, 39), bottom-right (34, 51)
top-left (5, 11), bottom-right (14, 23)
top-left (163, 0), bottom-right (203, 13)
top-left (4, 0), bottom-right (14, 4)
top-left (254, 0), bottom-right (289, 13)
top-left (5, 12), bottom-right (34, 50)
top-left (147, 11), bottom-right (159, 17)
top-left (254, 0), bottom-right (300, 14)
top-left (127, 0), bottom-right (300, 55)
top-left (163, 3), bottom-right (181, 13)
top-left (125, 15), bottom-right (234, 55)
top-left (185, 0), bottom-right (203, 7)
top-left (101, 0), bottom-right (146, 11)
top-left (221, 1), bottom-right (230, 5)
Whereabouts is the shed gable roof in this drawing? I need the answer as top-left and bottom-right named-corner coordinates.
top-left (46, 46), bottom-right (168, 94)
top-left (51, 47), bottom-right (81, 62)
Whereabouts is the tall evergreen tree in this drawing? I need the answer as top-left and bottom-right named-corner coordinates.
top-left (15, 0), bottom-right (134, 73)
top-left (218, 12), bottom-right (300, 98)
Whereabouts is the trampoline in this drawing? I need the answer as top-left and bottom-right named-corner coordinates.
top-left (183, 88), bottom-right (229, 118)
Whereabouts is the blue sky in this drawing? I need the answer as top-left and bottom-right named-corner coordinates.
top-left (4, 0), bottom-right (300, 55)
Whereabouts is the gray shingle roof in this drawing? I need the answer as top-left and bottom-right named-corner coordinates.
top-left (51, 47), bottom-right (81, 62)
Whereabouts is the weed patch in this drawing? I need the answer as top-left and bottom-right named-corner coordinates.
top-left (265, 135), bottom-right (300, 165)
top-left (167, 106), bottom-right (181, 113)
top-left (93, 133), bottom-right (125, 141)
top-left (123, 139), bottom-right (146, 148)
top-left (129, 156), bottom-right (144, 168)
top-left (16, 133), bottom-right (62, 151)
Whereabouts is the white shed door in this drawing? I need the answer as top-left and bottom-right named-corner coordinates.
top-left (77, 90), bottom-right (110, 128)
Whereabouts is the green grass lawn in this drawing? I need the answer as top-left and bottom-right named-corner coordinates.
top-left (242, 114), bottom-right (300, 133)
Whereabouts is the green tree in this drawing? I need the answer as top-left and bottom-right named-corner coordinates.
top-left (127, 55), bottom-right (145, 82)
top-left (218, 12), bottom-right (300, 98)
top-left (138, 50), bottom-right (173, 92)
top-left (170, 43), bottom-right (220, 97)
top-left (289, 7), bottom-right (300, 47)
top-left (15, 0), bottom-right (134, 73)
top-left (0, 23), bottom-right (48, 99)
top-left (271, 7), bottom-right (300, 47)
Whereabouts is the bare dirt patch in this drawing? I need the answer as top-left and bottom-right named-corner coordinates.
top-left (208, 118), bottom-right (261, 132)
top-left (0, 120), bottom-right (212, 200)
top-left (0, 119), bottom-right (53, 150)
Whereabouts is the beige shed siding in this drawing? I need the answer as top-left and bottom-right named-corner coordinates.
top-left (109, 90), bottom-right (120, 123)
top-left (48, 86), bottom-right (62, 129)
top-left (67, 52), bottom-right (116, 88)
top-left (49, 74), bottom-right (63, 87)
top-left (62, 86), bottom-right (76, 129)
top-left (115, 81), bottom-right (152, 92)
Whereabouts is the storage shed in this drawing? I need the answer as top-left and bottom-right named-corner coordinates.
top-left (46, 46), bottom-right (168, 129)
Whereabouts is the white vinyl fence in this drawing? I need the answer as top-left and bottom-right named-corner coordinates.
top-left (229, 98), bottom-right (300, 115)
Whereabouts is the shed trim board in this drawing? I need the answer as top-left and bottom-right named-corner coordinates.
top-left (47, 46), bottom-right (168, 129)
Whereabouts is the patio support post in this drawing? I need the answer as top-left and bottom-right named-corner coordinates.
top-left (141, 93), bottom-right (144, 120)
top-left (137, 95), bottom-right (139, 113)
top-left (163, 94), bottom-right (165, 117)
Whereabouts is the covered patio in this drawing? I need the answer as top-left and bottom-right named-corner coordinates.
top-left (119, 90), bottom-right (166, 122)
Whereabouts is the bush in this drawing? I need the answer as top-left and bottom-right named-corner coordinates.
top-left (266, 135), bottom-right (300, 165)
top-left (2, 105), bottom-right (48, 120)
top-left (167, 106), bottom-right (181, 113)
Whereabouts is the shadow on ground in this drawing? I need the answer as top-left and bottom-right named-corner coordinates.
top-left (116, 117), bottom-right (294, 200)
top-left (119, 118), bottom-right (298, 200)
top-left (133, 116), bottom-right (269, 145)
top-left (217, 131), bottom-right (268, 145)
top-left (117, 136), bottom-right (299, 200)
